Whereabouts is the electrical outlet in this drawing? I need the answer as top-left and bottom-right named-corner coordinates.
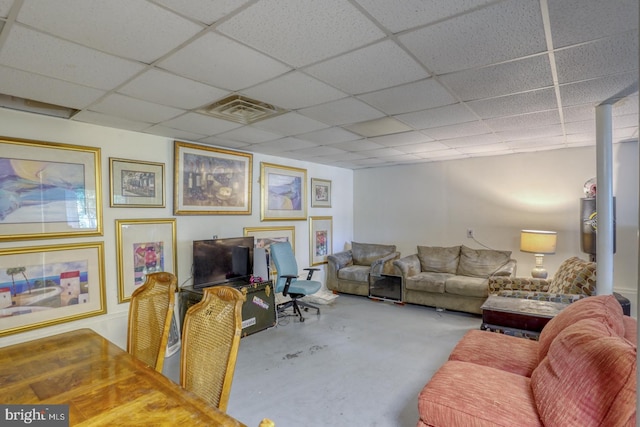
top-left (467, 229), bottom-right (474, 238)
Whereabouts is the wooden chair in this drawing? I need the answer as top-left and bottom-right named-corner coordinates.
top-left (180, 285), bottom-right (244, 411)
top-left (126, 272), bottom-right (177, 373)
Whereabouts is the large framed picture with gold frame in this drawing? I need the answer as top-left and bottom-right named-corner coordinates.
top-left (115, 218), bottom-right (177, 303)
top-left (0, 242), bottom-right (106, 337)
top-left (260, 162), bottom-right (307, 221)
top-left (0, 137), bottom-right (103, 241)
top-left (174, 141), bottom-right (252, 215)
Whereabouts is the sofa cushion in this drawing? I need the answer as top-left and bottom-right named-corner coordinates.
top-left (547, 256), bottom-right (596, 295)
top-left (448, 330), bottom-right (540, 377)
top-left (456, 245), bottom-right (512, 278)
top-left (531, 319), bottom-right (637, 427)
top-left (337, 265), bottom-right (370, 283)
top-left (404, 272), bottom-right (452, 293)
top-left (538, 294), bottom-right (625, 361)
top-left (351, 242), bottom-right (396, 266)
top-left (444, 275), bottom-right (488, 298)
top-left (417, 245), bottom-right (460, 274)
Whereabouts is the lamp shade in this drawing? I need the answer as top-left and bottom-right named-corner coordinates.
top-left (520, 230), bottom-right (557, 254)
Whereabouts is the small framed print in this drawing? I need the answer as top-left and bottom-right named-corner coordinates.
top-left (309, 216), bottom-right (332, 266)
top-left (110, 158), bottom-right (165, 207)
top-left (260, 162), bottom-right (307, 221)
top-left (311, 178), bottom-right (332, 208)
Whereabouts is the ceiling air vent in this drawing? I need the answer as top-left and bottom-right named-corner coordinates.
top-left (198, 95), bottom-right (287, 124)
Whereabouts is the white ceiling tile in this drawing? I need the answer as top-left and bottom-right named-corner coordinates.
top-left (396, 103), bottom-right (477, 129)
top-left (441, 133), bottom-right (502, 148)
top-left (506, 137), bottom-right (567, 149)
top-left (554, 31), bottom-right (639, 84)
top-left (548, 0), bottom-right (639, 48)
top-left (439, 55), bottom-right (553, 101)
top-left (158, 32), bottom-right (291, 91)
top-left (252, 112), bottom-right (329, 135)
top-left (484, 110), bottom-right (561, 132)
top-left (144, 124), bottom-right (207, 141)
top-left (305, 40), bottom-right (428, 95)
top-left (0, 65), bottom-right (105, 109)
top-left (0, 0), bottom-right (13, 18)
top-left (457, 142), bottom-right (511, 154)
top-left (72, 110), bottom-right (151, 131)
top-left (369, 131), bottom-right (434, 147)
top-left (397, 141), bottom-right (451, 154)
top-left (242, 71), bottom-right (346, 110)
top-left (418, 149), bottom-right (465, 159)
top-left (90, 93), bottom-right (185, 123)
top-left (560, 72), bottom-right (639, 107)
top-left (358, 78), bottom-right (457, 115)
top-left (423, 121), bottom-right (492, 140)
top-left (399, 0), bottom-right (546, 74)
top-left (289, 145), bottom-right (346, 157)
top-left (296, 127), bottom-right (361, 144)
top-left (162, 112), bottom-right (242, 135)
top-left (496, 124), bottom-right (564, 141)
top-left (252, 137), bottom-right (317, 153)
top-left (614, 114), bottom-right (640, 129)
top-left (563, 104), bottom-right (595, 123)
top-left (17, 0), bottom-right (203, 63)
top-left (359, 147), bottom-right (406, 158)
top-left (327, 139), bottom-right (384, 152)
top-left (613, 94), bottom-right (638, 116)
top-left (466, 88), bottom-right (558, 119)
top-left (298, 98), bottom-right (385, 126)
top-left (0, 25), bottom-right (145, 90)
top-left (344, 117), bottom-right (411, 137)
top-left (153, 0), bottom-right (251, 25)
top-left (198, 136), bottom-right (252, 150)
top-left (216, 126), bottom-right (282, 144)
top-left (564, 120), bottom-right (594, 135)
top-left (217, 0), bottom-right (385, 67)
top-left (118, 69), bottom-right (229, 109)
top-left (355, 0), bottom-right (497, 33)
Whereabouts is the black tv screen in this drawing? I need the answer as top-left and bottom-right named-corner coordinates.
top-left (193, 237), bottom-right (254, 288)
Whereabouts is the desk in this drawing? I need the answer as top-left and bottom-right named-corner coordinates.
top-left (0, 329), bottom-right (246, 426)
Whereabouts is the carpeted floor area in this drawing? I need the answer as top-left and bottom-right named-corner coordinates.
top-left (164, 293), bottom-right (481, 427)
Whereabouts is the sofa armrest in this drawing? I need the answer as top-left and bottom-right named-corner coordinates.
top-left (491, 259), bottom-right (517, 277)
top-left (370, 251), bottom-right (401, 276)
top-left (327, 250), bottom-right (353, 270)
top-left (488, 276), bottom-right (550, 293)
top-left (493, 290), bottom-right (586, 304)
top-left (393, 254), bottom-right (420, 279)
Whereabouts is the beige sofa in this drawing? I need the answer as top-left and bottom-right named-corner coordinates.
top-left (394, 245), bottom-right (516, 314)
top-left (327, 242), bottom-right (400, 296)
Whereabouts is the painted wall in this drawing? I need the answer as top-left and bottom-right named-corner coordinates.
top-left (353, 142), bottom-right (639, 315)
top-left (0, 108), bottom-right (354, 348)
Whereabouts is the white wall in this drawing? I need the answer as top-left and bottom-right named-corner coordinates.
top-left (353, 143), bottom-right (639, 315)
top-left (0, 108), bottom-right (354, 348)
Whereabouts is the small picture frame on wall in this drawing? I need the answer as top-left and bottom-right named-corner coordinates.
top-left (309, 216), bottom-right (332, 266)
top-left (311, 178), bottom-right (332, 208)
top-left (110, 158), bottom-right (165, 207)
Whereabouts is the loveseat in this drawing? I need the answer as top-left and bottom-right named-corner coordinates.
top-left (327, 242), bottom-right (400, 296)
top-left (417, 294), bottom-right (637, 426)
top-left (393, 245), bottom-right (516, 314)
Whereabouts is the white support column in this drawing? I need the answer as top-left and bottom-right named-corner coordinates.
top-left (595, 103), bottom-right (614, 295)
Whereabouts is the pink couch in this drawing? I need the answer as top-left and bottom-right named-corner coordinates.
top-left (417, 295), bottom-right (637, 426)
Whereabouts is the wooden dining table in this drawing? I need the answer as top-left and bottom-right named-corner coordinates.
top-left (0, 328), bottom-right (247, 426)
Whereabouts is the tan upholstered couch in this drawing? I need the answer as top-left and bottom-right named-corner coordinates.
top-left (327, 242), bottom-right (400, 296)
top-left (393, 245), bottom-right (516, 314)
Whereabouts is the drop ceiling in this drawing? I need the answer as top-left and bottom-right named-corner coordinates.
top-left (0, 0), bottom-right (637, 169)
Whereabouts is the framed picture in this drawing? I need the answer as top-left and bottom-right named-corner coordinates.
top-left (174, 141), bottom-right (252, 215)
top-left (0, 242), bottom-right (106, 337)
top-left (260, 162), bottom-right (307, 221)
top-left (244, 226), bottom-right (296, 254)
top-left (311, 178), bottom-right (332, 208)
top-left (309, 216), bottom-right (333, 266)
top-left (115, 218), bottom-right (177, 303)
top-left (0, 137), bottom-right (102, 241)
top-left (109, 158), bottom-right (165, 207)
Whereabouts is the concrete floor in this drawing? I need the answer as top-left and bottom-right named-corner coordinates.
top-left (164, 294), bottom-right (481, 427)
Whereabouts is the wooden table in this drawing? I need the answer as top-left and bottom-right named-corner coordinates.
top-left (0, 328), bottom-right (247, 426)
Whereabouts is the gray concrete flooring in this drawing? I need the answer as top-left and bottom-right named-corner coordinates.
top-left (164, 294), bottom-right (481, 427)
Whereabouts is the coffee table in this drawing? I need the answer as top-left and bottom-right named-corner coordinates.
top-left (481, 295), bottom-right (569, 339)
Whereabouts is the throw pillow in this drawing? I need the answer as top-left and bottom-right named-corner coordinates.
top-left (417, 246), bottom-right (460, 274)
top-left (456, 245), bottom-right (511, 278)
top-left (531, 319), bottom-right (636, 427)
top-left (547, 256), bottom-right (596, 295)
top-left (538, 294), bottom-right (625, 361)
top-left (351, 242), bottom-right (396, 266)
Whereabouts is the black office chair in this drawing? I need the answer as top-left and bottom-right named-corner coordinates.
top-left (269, 241), bottom-right (321, 322)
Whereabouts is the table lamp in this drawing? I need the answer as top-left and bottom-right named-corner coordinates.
top-left (520, 230), bottom-right (557, 279)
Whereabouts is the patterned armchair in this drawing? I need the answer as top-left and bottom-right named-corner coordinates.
top-left (488, 256), bottom-right (596, 304)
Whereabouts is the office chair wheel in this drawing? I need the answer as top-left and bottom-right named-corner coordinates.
top-left (300, 316), bottom-right (305, 322)
top-left (303, 307), bottom-right (309, 312)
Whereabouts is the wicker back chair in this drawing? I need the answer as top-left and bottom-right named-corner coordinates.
top-left (180, 285), bottom-right (245, 411)
top-left (127, 272), bottom-right (177, 372)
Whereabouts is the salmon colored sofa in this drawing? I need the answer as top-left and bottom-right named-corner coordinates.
top-left (417, 295), bottom-right (637, 426)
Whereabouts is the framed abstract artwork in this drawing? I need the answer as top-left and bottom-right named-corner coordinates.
top-left (0, 137), bottom-right (102, 241)
top-left (0, 242), bottom-right (106, 337)
top-left (309, 216), bottom-right (332, 266)
top-left (243, 226), bottom-right (296, 254)
top-left (260, 162), bottom-right (307, 221)
top-left (109, 158), bottom-right (165, 207)
top-left (311, 178), bottom-right (332, 208)
top-left (173, 141), bottom-right (252, 215)
top-left (115, 218), bottom-right (177, 303)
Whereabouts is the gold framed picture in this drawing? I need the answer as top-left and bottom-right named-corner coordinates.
top-left (311, 178), bottom-right (332, 208)
top-left (309, 216), bottom-right (332, 265)
top-left (110, 158), bottom-right (165, 207)
top-left (260, 162), bottom-right (307, 221)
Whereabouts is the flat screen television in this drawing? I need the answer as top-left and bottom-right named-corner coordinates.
top-left (193, 236), bottom-right (254, 288)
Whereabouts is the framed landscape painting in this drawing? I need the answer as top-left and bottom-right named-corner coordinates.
top-left (260, 162), bottom-right (307, 221)
top-left (0, 137), bottom-right (103, 241)
top-left (309, 216), bottom-right (332, 265)
top-left (0, 242), bottom-right (106, 337)
top-left (174, 141), bottom-right (252, 215)
top-left (110, 158), bottom-right (165, 207)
